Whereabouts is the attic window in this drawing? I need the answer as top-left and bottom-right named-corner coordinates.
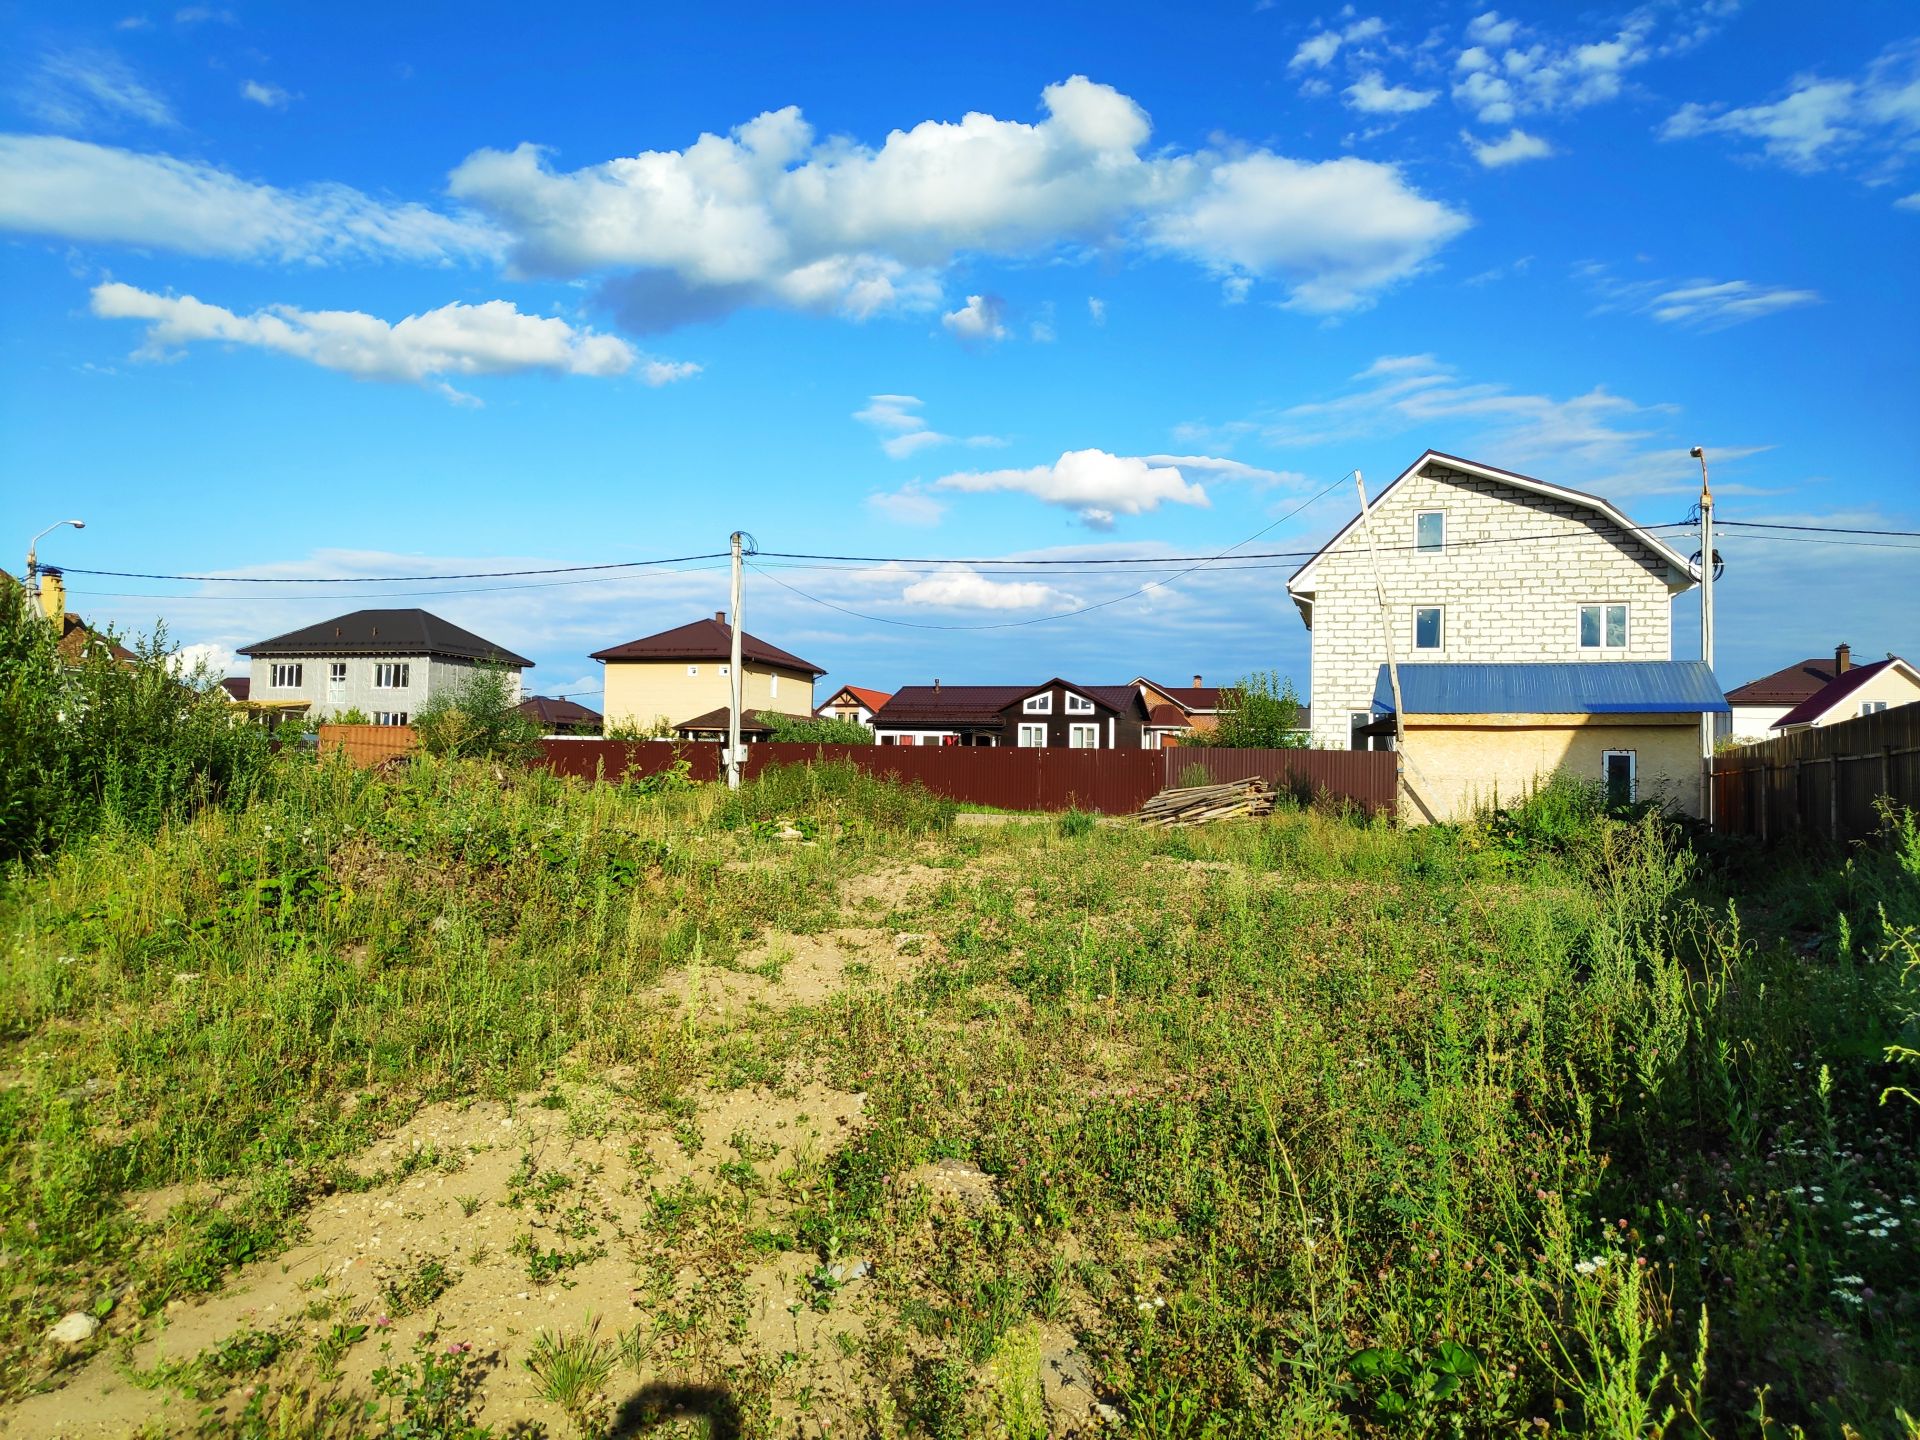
top-left (1415, 510), bottom-right (1445, 553)
top-left (1065, 693), bottom-right (1095, 713)
top-left (1023, 693), bottom-right (1053, 714)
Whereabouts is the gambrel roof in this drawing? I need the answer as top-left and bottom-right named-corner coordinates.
top-left (1286, 451), bottom-right (1697, 625)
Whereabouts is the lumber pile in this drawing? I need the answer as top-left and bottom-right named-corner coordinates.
top-left (1135, 778), bottom-right (1274, 827)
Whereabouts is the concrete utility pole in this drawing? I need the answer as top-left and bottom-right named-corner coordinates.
top-left (727, 530), bottom-right (745, 790)
top-left (1354, 472), bottom-right (1407, 753)
top-left (1692, 446), bottom-right (1715, 825)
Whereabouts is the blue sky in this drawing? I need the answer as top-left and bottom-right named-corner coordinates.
top-left (2, 0), bottom-right (1916, 705)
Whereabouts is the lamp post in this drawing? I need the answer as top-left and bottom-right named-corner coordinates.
top-left (25, 518), bottom-right (85, 594)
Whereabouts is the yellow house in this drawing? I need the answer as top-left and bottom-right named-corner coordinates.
top-left (1769, 656), bottom-right (1920, 733)
top-left (592, 612), bottom-right (825, 733)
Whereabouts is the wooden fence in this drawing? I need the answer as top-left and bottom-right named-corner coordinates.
top-left (322, 728), bottom-right (1396, 817)
top-left (1712, 705), bottom-right (1920, 843)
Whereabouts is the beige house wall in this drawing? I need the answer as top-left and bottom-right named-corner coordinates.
top-left (601, 659), bottom-right (816, 731)
top-left (1398, 712), bottom-right (1702, 823)
top-left (1791, 665), bottom-right (1920, 729)
top-left (1300, 460), bottom-right (1683, 749)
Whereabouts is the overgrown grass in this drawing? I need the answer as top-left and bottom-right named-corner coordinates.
top-left (2, 755), bottom-right (1916, 1437)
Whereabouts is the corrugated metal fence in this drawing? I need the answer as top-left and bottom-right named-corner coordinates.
top-left (536, 739), bottom-right (1396, 816)
top-left (1712, 705), bottom-right (1920, 843)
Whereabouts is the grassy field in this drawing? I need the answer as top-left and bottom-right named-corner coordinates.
top-left (1, 755), bottom-right (1916, 1438)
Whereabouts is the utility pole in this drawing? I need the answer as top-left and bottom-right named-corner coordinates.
top-left (24, 518), bottom-right (86, 620)
top-left (726, 530), bottom-right (745, 790)
top-left (1354, 472), bottom-right (1407, 753)
top-left (1691, 446), bottom-right (1714, 825)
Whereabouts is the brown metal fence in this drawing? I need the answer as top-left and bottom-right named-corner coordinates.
top-left (1712, 705), bottom-right (1920, 843)
top-left (317, 723), bottom-right (417, 766)
top-left (533, 739), bottom-right (1396, 816)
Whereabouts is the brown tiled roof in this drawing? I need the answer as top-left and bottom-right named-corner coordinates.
top-left (1725, 657), bottom-right (1840, 706)
top-left (1147, 703), bottom-right (1189, 727)
top-left (1157, 685), bottom-right (1224, 710)
top-left (672, 707), bottom-right (813, 735)
top-left (875, 685), bottom-right (1024, 725)
top-left (819, 684), bottom-right (892, 713)
top-left (518, 695), bottom-right (602, 728)
top-left (221, 676), bottom-right (251, 701)
top-left (241, 609), bottom-right (532, 666)
top-left (591, 617), bottom-right (824, 675)
top-left (1771, 659), bottom-right (1912, 728)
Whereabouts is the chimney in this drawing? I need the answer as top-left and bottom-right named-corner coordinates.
top-left (1836, 643), bottom-right (1851, 675)
top-left (38, 567), bottom-right (65, 623)
top-left (715, 610), bottom-right (726, 625)
top-left (934, 677), bottom-right (941, 694)
top-left (1193, 673), bottom-right (1203, 688)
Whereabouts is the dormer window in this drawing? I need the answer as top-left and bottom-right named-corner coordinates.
top-left (1415, 511), bottom-right (1445, 553)
top-left (1023, 693), bottom-right (1053, 714)
top-left (1065, 692), bottom-right (1095, 714)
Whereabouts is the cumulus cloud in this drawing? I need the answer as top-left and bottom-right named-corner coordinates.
top-left (854, 394), bottom-right (1002, 458)
top-left (17, 49), bottom-right (177, 133)
top-left (1449, 11), bottom-right (1682, 125)
top-left (900, 567), bottom-right (1074, 610)
top-left (1087, 295), bottom-right (1106, 324)
top-left (1662, 42), bottom-right (1920, 175)
top-left (0, 135), bottom-right (501, 263)
top-left (445, 75), bottom-right (1466, 324)
top-left (1465, 128), bottom-right (1554, 167)
top-left (942, 293), bottom-right (1008, 342)
top-left (240, 79), bottom-right (293, 109)
top-left (934, 449), bottom-right (1213, 529)
top-left (1290, 16), bottom-right (1388, 71)
top-left (1145, 152), bottom-right (1468, 313)
top-left (168, 639), bottom-right (237, 679)
top-left (89, 282), bottom-right (694, 401)
top-left (867, 485), bottom-right (948, 526)
top-left (1345, 73), bottom-right (1438, 115)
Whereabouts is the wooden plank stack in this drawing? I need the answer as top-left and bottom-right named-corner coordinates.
top-left (1135, 778), bottom-right (1275, 827)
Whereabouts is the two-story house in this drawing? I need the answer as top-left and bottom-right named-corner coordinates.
top-left (592, 613), bottom-right (824, 734)
top-left (238, 608), bottom-right (530, 724)
top-left (1287, 451), bottom-right (1726, 819)
top-left (872, 680), bottom-right (1152, 747)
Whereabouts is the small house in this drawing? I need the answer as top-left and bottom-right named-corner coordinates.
top-left (872, 680), bottom-right (1153, 747)
top-left (592, 613), bottom-right (824, 734)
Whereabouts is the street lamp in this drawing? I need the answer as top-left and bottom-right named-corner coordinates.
top-left (26, 519), bottom-right (86, 590)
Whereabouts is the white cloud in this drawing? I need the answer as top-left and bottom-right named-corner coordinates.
top-left (1465, 128), bottom-right (1553, 167)
top-left (445, 75), bottom-right (1467, 325)
top-left (1645, 279), bottom-right (1821, 329)
top-left (942, 293), bottom-right (1007, 342)
top-left (1290, 32), bottom-right (1343, 70)
top-left (934, 449), bottom-right (1212, 529)
top-left (900, 567), bottom-right (1073, 610)
top-left (18, 50), bottom-right (177, 133)
top-left (1145, 152), bottom-right (1468, 313)
top-left (168, 639), bottom-right (236, 679)
top-left (1345, 72), bottom-right (1438, 115)
top-left (1449, 11), bottom-right (1674, 125)
top-left (1138, 454), bottom-right (1309, 489)
top-left (1467, 11), bottom-right (1518, 49)
top-left (241, 79), bottom-right (293, 109)
top-left (1087, 295), bottom-right (1106, 324)
top-left (89, 282), bottom-right (694, 401)
top-left (854, 393), bottom-right (1001, 458)
top-left (867, 485), bottom-right (948, 526)
top-left (0, 136), bottom-right (501, 263)
top-left (1661, 43), bottom-right (1919, 175)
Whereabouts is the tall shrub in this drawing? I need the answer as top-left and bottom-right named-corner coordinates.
top-left (413, 665), bottom-right (543, 762)
top-left (1189, 670), bottom-right (1306, 748)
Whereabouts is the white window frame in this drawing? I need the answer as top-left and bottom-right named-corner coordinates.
top-left (270, 662), bottom-right (302, 688)
top-left (1017, 722), bottom-right (1047, 747)
top-left (1414, 509), bottom-right (1446, 554)
top-left (1579, 603), bottom-right (1630, 653)
top-left (373, 710), bottom-right (410, 727)
top-left (769, 673), bottom-right (778, 697)
top-left (1068, 722), bottom-right (1099, 749)
top-left (1412, 605), bottom-right (1444, 652)
top-left (1064, 692), bottom-right (1095, 714)
top-left (1602, 749), bottom-right (1636, 804)
top-left (374, 662), bottom-right (410, 689)
top-left (328, 662), bottom-right (347, 685)
top-left (686, 665), bottom-right (699, 676)
top-left (1861, 700), bottom-right (1888, 716)
top-left (1023, 693), bottom-right (1053, 714)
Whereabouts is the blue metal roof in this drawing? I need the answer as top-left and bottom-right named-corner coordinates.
top-left (1372, 662), bottom-right (1729, 715)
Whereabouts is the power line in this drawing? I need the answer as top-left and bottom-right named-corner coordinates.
top-left (1714, 519), bottom-right (1920, 538)
top-left (67, 561), bottom-right (733, 603)
top-left (55, 552), bottom-right (731, 584)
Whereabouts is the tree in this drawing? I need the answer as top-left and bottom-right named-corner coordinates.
top-left (413, 666), bottom-right (543, 762)
top-left (756, 711), bottom-right (873, 745)
top-left (1189, 671), bottom-right (1306, 749)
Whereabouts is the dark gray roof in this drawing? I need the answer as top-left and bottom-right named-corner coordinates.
top-left (239, 609), bottom-right (532, 666)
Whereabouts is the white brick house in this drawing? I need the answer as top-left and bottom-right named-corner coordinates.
top-left (1288, 452), bottom-right (1698, 750)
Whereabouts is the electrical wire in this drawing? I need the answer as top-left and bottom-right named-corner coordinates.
top-left (55, 552), bottom-right (731, 584)
top-left (66, 561), bottom-right (733, 603)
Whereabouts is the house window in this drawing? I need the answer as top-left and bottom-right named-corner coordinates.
top-left (1018, 723), bottom-right (1047, 747)
top-left (687, 665), bottom-right (699, 676)
top-left (1602, 750), bottom-right (1636, 806)
top-left (1023, 693), bottom-right (1053, 714)
top-left (1415, 510), bottom-right (1445, 553)
top-left (1068, 723), bottom-right (1099, 749)
top-left (1861, 700), bottom-right (1888, 716)
top-left (1413, 606), bottom-right (1443, 651)
top-left (374, 662), bottom-right (410, 688)
top-left (879, 734), bottom-right (896, 745)
top-left (1065, 693), bottom-right (1095, 714)
top-left (719, 665), bottom-right (729, 677)
top-left (374, 710), bottom-right (409, 727)
top-left (1579, 604), bottom-right (1629, 651)
top-left (770, 674), bottom-right (778, 697)
top-left (898, 735), bottom-right (918, 746)
top-left (328, 662), bottom-right (347, 685)
top-left (270, 663), bottom-right (302, 688)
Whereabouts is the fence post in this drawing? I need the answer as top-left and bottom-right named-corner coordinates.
top-left (1829, 755), bottom-right (1841, 841)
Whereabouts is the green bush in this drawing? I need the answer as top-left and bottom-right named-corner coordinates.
top-left (1185, 670), bottom-right (1306, 748)
top-left (0, 585), bottom-right (274, 864)
top-left (757, 711), bottom-right (874, 745)
top-left (712, 759), bottom-right (954, 835)
top-left (412, 666), bottom-right (543, 762)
